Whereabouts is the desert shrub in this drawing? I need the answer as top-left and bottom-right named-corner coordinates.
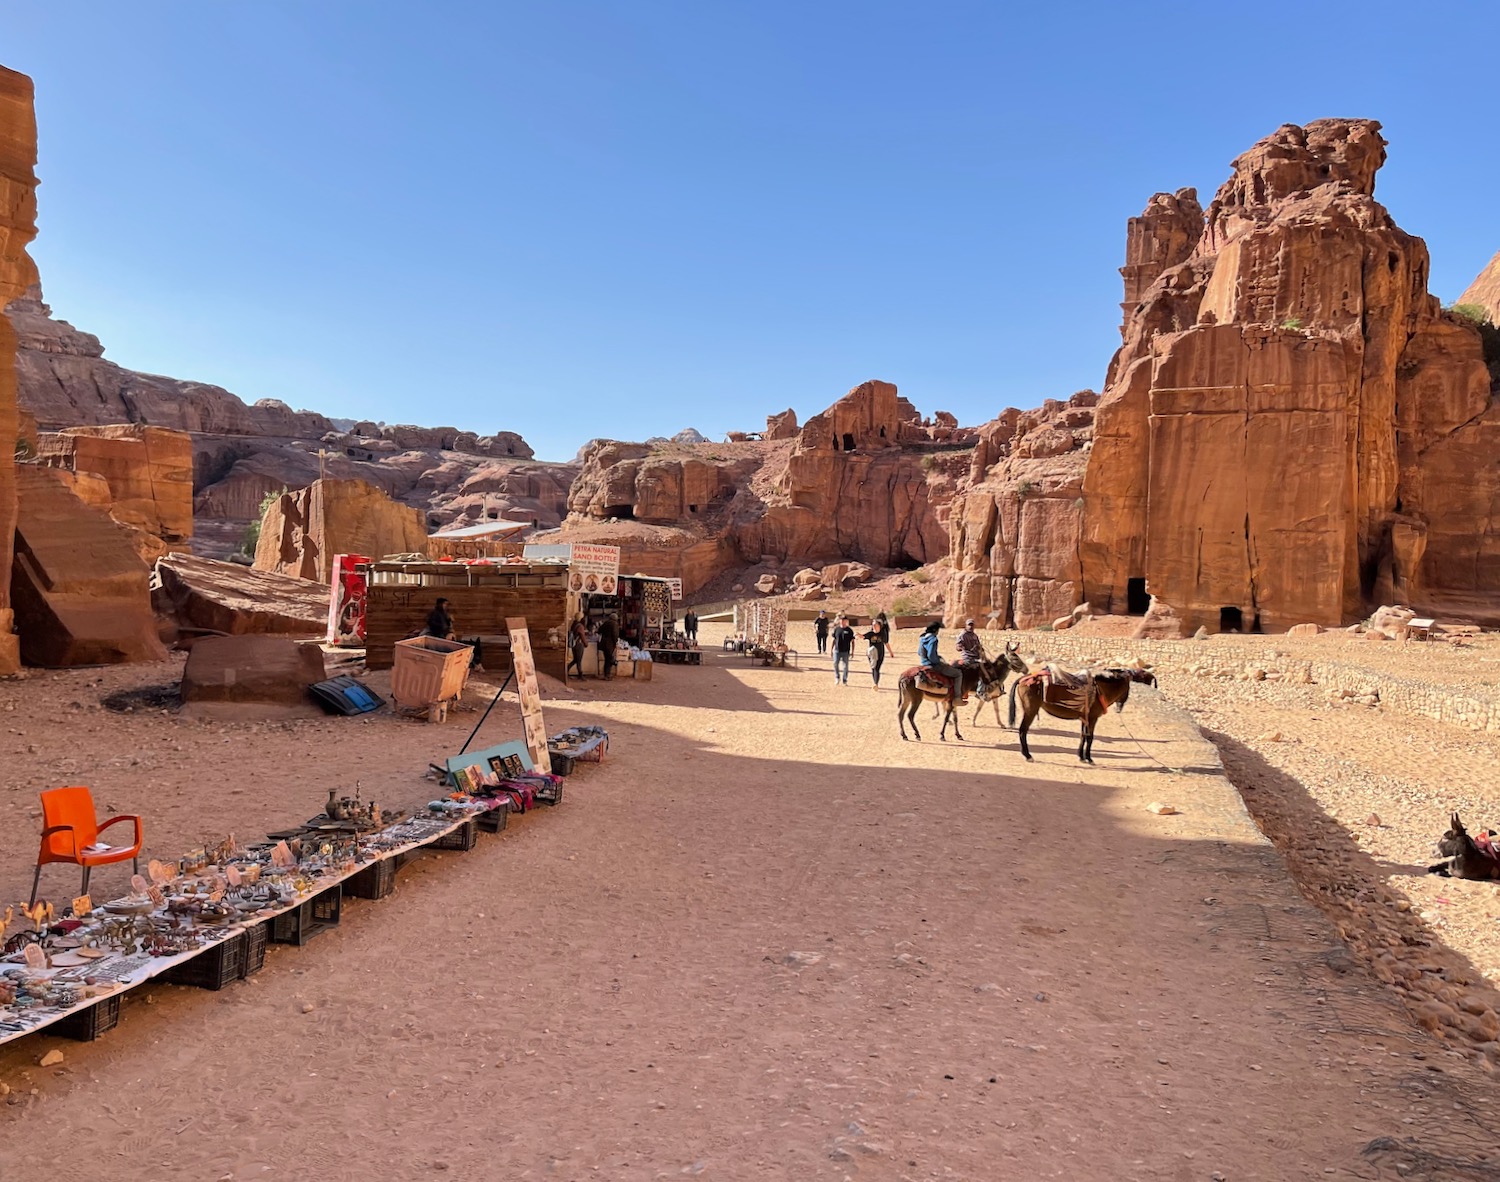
top-left (891, 594), bottom-right (923, 615)
top-left (1449, 304), bottom-right (1500, 386)
top-left (1016, 479), bottom-right (1035, 498)
top-left (910, 569), bottom-right (931, 584)
top-left (237, 486), bottom-right (288, 558)
top-left (1281, 316), bottom-right (1304, 331)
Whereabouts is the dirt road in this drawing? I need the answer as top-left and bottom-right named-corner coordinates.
top-left (1, 623), bottom-right (1496, 1179)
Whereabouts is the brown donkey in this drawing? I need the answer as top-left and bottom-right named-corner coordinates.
top-left (1008, 666), bottom-right (1157, 763)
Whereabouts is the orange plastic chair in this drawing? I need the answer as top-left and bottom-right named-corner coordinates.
top-left (30, 787), bottom-right (144, 905)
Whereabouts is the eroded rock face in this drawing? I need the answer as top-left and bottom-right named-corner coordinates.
top-left (1458, 251), bottom-right (1500, 324)
top-left (1081, 118), bottom-right (1499, 631)
top-left (34, 424), bottom-right (193, 562)
top-left (0, 66), bottom-right (40, 673)
top-left (560, 381), bottom-right (966, 593)
top-left (945, 393), bottom-right (1095, 628)
top-left (8, 291), bottom-right (569, 557)
top-left (152, 552), bottom-right (328, 636)
top-left (254, 478), bottom-right (430, 583)
top-left (11, 467), bottom-right (167, 666)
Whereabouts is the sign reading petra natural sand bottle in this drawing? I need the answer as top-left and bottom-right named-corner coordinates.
top-left (506, 618), bottom-right (549, 769)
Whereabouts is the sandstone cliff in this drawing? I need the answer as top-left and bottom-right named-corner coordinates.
top-left (945, 392), bottom-right (1097, 628)
top-left (0, 66), bottom-right (39, 674)
top-left (1458, 251), bottom-right (1500, 324)
top-left (35, 424), bottom-right (193, 562)
top-left (254, 478), bottom-right (431, 583)
top-left (557, 381), bottom-right (972, 594)
top-left (9, 291), bottom-right (575, 557)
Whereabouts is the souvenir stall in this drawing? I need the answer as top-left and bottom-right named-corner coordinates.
top-left (518, 544), bottom-right (686, 675)
top-left (361, 558), bottom-right (571, 680)
top-left (1, 766), bottom-right (573, 1048)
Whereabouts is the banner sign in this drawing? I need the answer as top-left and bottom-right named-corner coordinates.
top-left (565, 543), bottom-right (620, 596)
top-left (506, 618), bottom-right (550, 769)
top-left (666, 578), bottom-right (683, 601)
top-left (327, 554), bottom-right (371, 645)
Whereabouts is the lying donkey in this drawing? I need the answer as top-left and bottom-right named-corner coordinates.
top-left (1428, 812), bottom-right (1500, 881)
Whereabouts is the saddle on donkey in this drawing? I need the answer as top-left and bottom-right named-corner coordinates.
top-left (1015, 664), bottom-right (1095, 713)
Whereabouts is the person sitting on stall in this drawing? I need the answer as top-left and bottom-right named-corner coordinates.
top-left (598, 613), bottom-right (620, 680)
top-left (424, 597), bottom-right (455, 640)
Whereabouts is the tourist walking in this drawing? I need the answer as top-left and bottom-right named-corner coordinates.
top-left (598, 613), bottom-right (620, 680)
top-left (567, 618), bottom-right (587, 679)
top-left (830, 613), bottom-right (856, 685)
top-left (815, 610), bottom-right (830, 654)
top-left (862, 611), bottom-right (892, 689)
top-left (684, 609), bottom-right (698, 643)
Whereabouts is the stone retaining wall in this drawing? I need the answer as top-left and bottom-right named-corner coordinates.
top-left (996, 632), bottom-right (1500, 735)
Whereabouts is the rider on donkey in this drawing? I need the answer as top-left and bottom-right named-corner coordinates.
top-left (919, 621), bottom-right (972, 702)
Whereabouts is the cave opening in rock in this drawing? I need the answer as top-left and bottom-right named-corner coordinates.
top-left (602, 505), bottom-right (636, 520)
top-left (842, 432), bottom-right (856, 452)
top-left (1219, 606), bottom-right (1243, 633)
top-left (1126, 577), bottom-right (1150, 615)
top-left (688, 504), bottom-right (698, 514)
top-left (893, 552), bottom-right (923, 572)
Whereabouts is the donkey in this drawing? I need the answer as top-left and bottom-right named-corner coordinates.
top-left (1008, 665), bottom-right (1157, 763)
top-left (896, 653), bottom-right (1014, 743)
top-left (1428, 813), bottom-right (1500, 880)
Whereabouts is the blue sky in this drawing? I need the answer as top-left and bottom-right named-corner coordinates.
top-left (5, 2), bottom-right (1498, 461)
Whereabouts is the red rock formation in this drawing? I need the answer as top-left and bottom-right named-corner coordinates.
top-left (8, 291), bottom-right (571, 556)
top-left (11, 467), bottom-right (167, 666)
top-left (34, 424), bottom-right (193, 561)
top-left (254, 478), bottom-right (430, 583)
top-left (1458, 251), bottom-right (1500, 323)
top-left (152, 552), bottom-right (328, 636)
top-left (559, 381), bottom-right (967, 593)
top-left (946, 393), bottom-right (1096, 628)
top-left (1081, 119), bottom-right (1498, 631)
top-left (765, 409), bottom-right (798, 440)
top-left (0, 66), bottom-right (39, 674)
top-left (1119, 188), bottom-right (1202, 327)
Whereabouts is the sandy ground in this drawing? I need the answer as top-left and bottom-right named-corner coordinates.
top-left (1, 621), bottom-right (1499, 1179)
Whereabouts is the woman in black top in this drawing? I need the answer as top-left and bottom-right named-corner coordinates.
top-left (862, 611), bottom-right (893, 690)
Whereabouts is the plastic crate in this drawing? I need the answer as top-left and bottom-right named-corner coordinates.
top-left (164, 935), bottom-right (245, 991)
top-left (476, 802), bottom-right (509, 833)
top-left (269, 886), bottom-right (343, 945)
top-left (241, 923), bottom-right (268, 977)
top-left (55, 995), bottom-right (121, 1042)
top-left (344, 856), bottom-right (400, 900)
top-left (548, 751), bottom-right (576, 777)
top-left (432, 818), bottom-right (478, 851)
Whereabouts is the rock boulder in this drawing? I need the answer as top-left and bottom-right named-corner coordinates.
top-left (153, 552), bottom-right (329, 636)
top-left (180, 635), bottom-right (326, 718)
top-left (254, 478), bottom-right (430, 582)
top-left (11, 467), bottom-right (167, 666)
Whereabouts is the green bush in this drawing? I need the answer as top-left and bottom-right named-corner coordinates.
top-left (891, 594), bottom-right (922, 615)
top-left (237, 486), bottom-right (288, 558)
top-left (910, 569), bottom-right (931, 584)
top-left (1016, 479), bottom-right (1035, 499)
top-left (1449, 304), bottom-right (1500, 386)
top-left (1281, 316), bottom-right (1304, 331)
